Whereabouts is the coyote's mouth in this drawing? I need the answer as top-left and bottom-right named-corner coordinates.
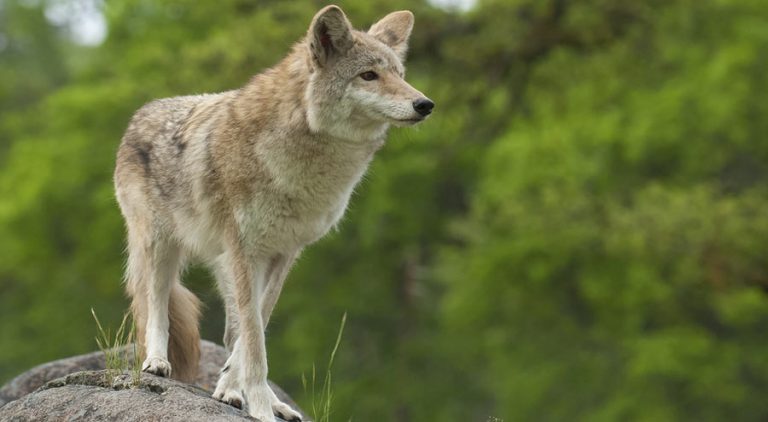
top-left (374, 110), bottom-right (428, 126)
top-left (395, 117), bottom-right (426, 124)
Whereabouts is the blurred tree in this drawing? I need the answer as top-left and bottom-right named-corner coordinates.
top-left (0, 1), bottom-right (69, 112)
top-left (437, 0), bottom-right (768, 420)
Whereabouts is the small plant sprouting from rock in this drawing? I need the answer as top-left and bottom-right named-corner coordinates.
top-left (302, 312), bottom-right (347, 422)
top-left (91, 308), bottom-right (141, 387)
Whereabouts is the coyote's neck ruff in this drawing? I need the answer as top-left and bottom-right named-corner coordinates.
top-left (114, 5), bottom-right (432, 421)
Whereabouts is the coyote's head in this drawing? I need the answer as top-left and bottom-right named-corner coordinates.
top-left (304, 6), bottom-right (434, 141)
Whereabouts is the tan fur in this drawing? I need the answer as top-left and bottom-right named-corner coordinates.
top-left (114, 6), bottom-right (432, 420)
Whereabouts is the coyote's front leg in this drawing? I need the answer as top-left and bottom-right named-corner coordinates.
top-left (212, 246), bottom-right (301, 422)
top-left (261, 252), bottom-right (302, 421)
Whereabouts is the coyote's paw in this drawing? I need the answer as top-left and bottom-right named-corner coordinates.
top-left (243, 382), bottom-right (277, 422)
top-left (142, 356), bottom-right (171, 378)
top-left (270, 387), bottom-right (302, 422)
top-left (213, 369), bottom-right (245, 410)
top-left (273, 399), bottom-right (302, 421)
top-left (213, 387), bottom-right (245, 410)
top-left (214, 367), bottom-right (299, 422)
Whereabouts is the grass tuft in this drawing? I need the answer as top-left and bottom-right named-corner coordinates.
top-left (303, 312), bottom-right (347, 422)
top-left (91, 308), bottom-right (141, 387)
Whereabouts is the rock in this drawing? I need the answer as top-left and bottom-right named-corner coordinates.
top-left (1, 370), bottom-right (256, 421)
top-left (0, 340), bottom-right (307, 421)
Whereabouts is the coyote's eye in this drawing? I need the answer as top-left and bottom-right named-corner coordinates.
top-left (360, 71), bottom-right (378, 81)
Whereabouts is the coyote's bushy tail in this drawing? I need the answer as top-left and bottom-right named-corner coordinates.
top-left (128, 277), bottom-right (201, 383)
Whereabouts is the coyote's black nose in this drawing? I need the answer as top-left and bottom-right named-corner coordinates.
top-left (413, 98), bottom-right (435, 116)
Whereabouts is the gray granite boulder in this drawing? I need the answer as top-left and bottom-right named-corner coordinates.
top-left (0, 340), bottom-right (306, 421)
top-left (0, 370), bottom-right (257, 421)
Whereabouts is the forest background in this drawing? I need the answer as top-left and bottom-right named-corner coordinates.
top-left (1, 0), bottom-right (767, 420)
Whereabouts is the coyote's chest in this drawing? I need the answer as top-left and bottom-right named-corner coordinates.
top-left (238, 182), bottom-right (353, 252)
top-left (238, 145), bottom-right (373, 252)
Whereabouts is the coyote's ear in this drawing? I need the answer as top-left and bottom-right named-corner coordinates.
top-left (368, 11), bottom-right (414, 61)
top-left (308, 5), bottom-right (354, 67)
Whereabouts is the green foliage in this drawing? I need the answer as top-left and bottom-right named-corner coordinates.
top-left (1, 0), bottom-right (768, 420)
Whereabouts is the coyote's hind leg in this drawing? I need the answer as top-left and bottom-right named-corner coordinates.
top-left (125, 218), bottom-right (182, 378)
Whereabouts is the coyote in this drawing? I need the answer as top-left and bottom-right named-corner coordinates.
top-left (114, 5), bottom-right (432, 421)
